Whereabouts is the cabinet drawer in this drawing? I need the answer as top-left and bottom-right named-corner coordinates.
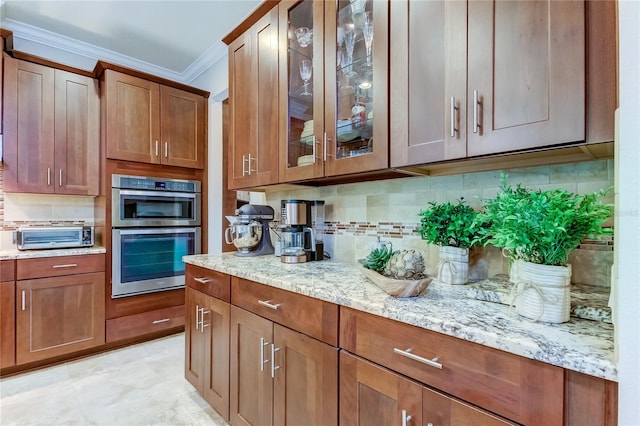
top-left (17, 254), bottom-right (105, 280)
top-left (186, 264), bottom-right (230, 302)
top-left (1, 259), bottom-right (16, 281)
top-left (340, 307), bottom-right (564, 425)
top-left (106, 304), bottom-right (184, 342)
top-left (231, 277), bottom-right (338, 346)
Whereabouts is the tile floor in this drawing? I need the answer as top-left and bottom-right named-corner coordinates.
top-left (0, 333), bottom-right (229, 426)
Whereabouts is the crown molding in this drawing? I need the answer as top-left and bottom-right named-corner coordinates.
top-left (1, 19), bottom-right (226, 84)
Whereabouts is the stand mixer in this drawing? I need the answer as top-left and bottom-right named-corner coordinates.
top-left (225, 204), bottom-right (275, 256)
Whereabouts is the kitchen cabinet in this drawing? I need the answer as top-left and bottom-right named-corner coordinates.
top-left (103, 69), bottom-right (206, 169)
top-left (227, 5), bottom-right (279, 189)
top-left (278, 0), bottom-right (388, 183)
top-left (340, 352), bottom-right (514, 426)
top-left (340, 306), bottom-right (564, 425)
top-left (0, 260), bottom-right (16, 369)
top-left (15, 254), bottom-right (105, 365)
top-left (230, 277), bottom-right (339, 426)
top-left (390, 0), bottom-right (585, 167)
top-left (184, 265), bottom-right (231, 420)
top-left (3, 56), bottom-right (100, 195)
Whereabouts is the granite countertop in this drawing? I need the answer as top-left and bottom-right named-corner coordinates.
top-left (0, 246), bottom-right (107, 260)
top-left (183, 253), bottom-right (616, 382)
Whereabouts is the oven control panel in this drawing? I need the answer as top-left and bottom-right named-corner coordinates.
top-left (112, 174), bottom-right (200, 193)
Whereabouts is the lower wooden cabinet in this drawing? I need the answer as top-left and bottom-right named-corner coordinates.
top-left (1, 260), bottom-right (16, 369)
top-left (185, 287), bottom-right (230, 420)
top-left (230, 305), bottom-right (339, 426)
top-left (16, 271), bottom-right (105, 364)
top-left (340, 351), bottom-right (514, 426)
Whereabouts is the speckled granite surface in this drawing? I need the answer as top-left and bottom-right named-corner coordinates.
top-left (183, 253), bottom-right (616, 381)
top-left (0, 246), bottom-right (106, 260)
top-left (466, 275), bottom-right (613, 323)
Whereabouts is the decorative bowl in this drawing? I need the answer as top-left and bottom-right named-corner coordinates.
top-left (357, 261), bottom-right (432, 297)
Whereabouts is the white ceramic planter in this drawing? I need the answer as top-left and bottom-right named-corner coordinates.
top-left (437, 246), bottom-right (469, 285)
top-left (512, 261), bottom-right (571, 323)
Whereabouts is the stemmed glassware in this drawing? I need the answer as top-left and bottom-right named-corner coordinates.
top-left (362, 12), bottom-right (374, 67)
top-left (342, 24), bottom-right (357, 79)
top-left (299, 59), bottom-right (312, 96)
top-left (340, 50), bottom-right (354, 94)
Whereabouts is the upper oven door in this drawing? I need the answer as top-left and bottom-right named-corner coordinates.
top-left (112, 189), bottom-right (201, 227)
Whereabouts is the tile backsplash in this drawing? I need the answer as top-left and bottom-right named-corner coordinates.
top-left (264, 159), bottom-right (614, 287)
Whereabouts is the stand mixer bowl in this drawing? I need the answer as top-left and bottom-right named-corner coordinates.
top-left (225, 222), bottom-right (263, 253)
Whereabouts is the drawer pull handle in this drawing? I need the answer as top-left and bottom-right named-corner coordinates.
top-left (21, 290), bottom-right (26, 311)
top-left (258, 300), bottom-right (280, 310)
top-left (152, 318), bottom-right (170, 324)
top-left (393, 347), bottom-right (443, 370)
top-left (401, 409), bottom-right (412, 426)
top-left (52, 263), bottom-right (78, 269)
top-left (193, 277), bottom-right (211, 284)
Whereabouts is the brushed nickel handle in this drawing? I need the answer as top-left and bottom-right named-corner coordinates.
top-left (450, 96), bottom-right (458, 137)
top-left (155, 140), bottom-right (159, 156)
top-left (271, 344), bottom-right (280, 378)
top-left (47, 168), bottom-right (51, 186)
top-left (247, 153), bottom-right (255, 175)
top-left (313, 135), bottom-right (319, 163)
top-left (21, 290), bottom-right (26, 311)
top-left (152, 318), bottom-right (170, 324)
top-left (193, 277), bottom-right (211, 284)
top-left (394, 347), bottom-right (443, 369)
top-left (258, 300), bottom-right (280, 310)
top-left (260, 337), bottom-right (270, 371)
top-left (242, 154), bottom-right (247, 176)
top-left (164, 142), bottom-right (168, 158)
top-left (473, 89), bottom-right (481, 134)
top-left (195, 305), bottom-right (200, 331)
top-left (201, 309), bottom-right (210, 329)
top-left (402, 409), bottom-right (412, 426)
top-left (52, 263), bottom-right (78, 269)
top-left (59, 169), bottom-right (63, 187)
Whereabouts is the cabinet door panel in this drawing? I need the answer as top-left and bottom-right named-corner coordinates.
top-left (273, 324), bottom-right (338, 426)
top-left (3, 57), bottom-right (55, 193)
top-left (230, 306), bottom-right (273, 426)
top-left (160, 86), bottom-right (205, 169)
top-left (340, 351), bottom-right (422, 426)
top-left (1, 280), bottom-right (16, 368)
top-left (185, 288), bottom-right (206, 391)
top-left (467, 0), bottom-right (585, 156)
top-left (16, 272), bottom-right (105, 365)
top-left (54, 70), bottom-right (100, 195)
top-left (105, 70), bottom-right (160, 164)
top-left (203, 293), bottom-right (231, 421)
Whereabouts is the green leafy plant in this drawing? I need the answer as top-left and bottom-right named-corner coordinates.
top-left (362, 243), bottom-right (396, 272)
top-left (476, 174), bottom-right (613, 266)
top-left (418, 199), bottom-right (482, 248)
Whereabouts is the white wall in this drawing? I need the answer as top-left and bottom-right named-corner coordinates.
top-left (616, 1), bottom-right (640, 424)
top-left (190, 56), bottom-right (229, 255)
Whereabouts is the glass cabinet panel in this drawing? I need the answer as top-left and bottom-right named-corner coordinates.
top-left (334, 0), bottom-right (374, 160)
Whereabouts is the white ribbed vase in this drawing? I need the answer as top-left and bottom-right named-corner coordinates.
top-left (513, 261), bottom-right (571, 324)
top-left (437, 246), bottom-right (469, 285)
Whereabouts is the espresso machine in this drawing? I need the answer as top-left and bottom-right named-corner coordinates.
top-left (280, 200), bottom-right (324, 263)
top-left (225, 204), bottom-right (275, 256)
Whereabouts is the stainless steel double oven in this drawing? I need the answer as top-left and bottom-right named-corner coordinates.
top-left (111, 174), bottom-right (201, 298)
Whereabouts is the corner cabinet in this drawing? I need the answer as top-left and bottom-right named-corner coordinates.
top-left (390, 0), bottom-right (586, 167)
top-left (103, 69), bottom-right (206, 169)
top-left (3, 56), bottom-right (100, 195)
top-left (15, 254), bottom-right (105, 365)
top-left (278, 0), bottom-right (388, 183)
top-left (227, 6), bottom-right (279, 189)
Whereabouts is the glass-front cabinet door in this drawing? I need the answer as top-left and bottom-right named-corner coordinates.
top-left (279, 0), bottom-right (388, 183)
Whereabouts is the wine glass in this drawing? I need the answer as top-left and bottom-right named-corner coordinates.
top-left (295, 27), bottom-right (312, 48)
top-left (340, 50), bottom-right (354, 94)
top-left (342, 25), bottom-right (357, 79)
top-left (362, 12), bottom-right (374, 67)
top-left (299, 59), bottom-right (312, 96)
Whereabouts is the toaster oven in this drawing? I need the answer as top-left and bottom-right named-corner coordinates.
top-left (13, 226), bottom-right (95, 250)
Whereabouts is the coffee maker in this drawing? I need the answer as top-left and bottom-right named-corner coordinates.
top-left (280, 200), bottom-right (324, 263)
top-left (225, 204), bottom-right (275, 256)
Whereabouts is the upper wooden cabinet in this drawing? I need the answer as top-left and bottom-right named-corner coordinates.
top-left (278, 0), bottom-right (389, 183)
top-left (3, 56), bottom-right (100, 195)
top-left (227, 5), bottom-right (279, 189)
top-left (103, 69), bottom-right (206, 169)
top-left (391, 0), bottom-right (586, 167)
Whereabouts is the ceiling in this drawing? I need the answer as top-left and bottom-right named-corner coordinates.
top-left (0, 0), bottom-right (262, 83)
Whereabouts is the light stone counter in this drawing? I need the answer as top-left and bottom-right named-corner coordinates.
top-left (183, 253), bottom-right (617, 381)
top-left (0, 246), bottom-right (106, 260)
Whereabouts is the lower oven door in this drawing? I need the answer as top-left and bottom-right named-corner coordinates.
top-left (112, 227), bottom-right (201, 298)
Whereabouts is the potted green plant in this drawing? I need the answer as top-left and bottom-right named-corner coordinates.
top-left (476, 174), bottom-right (613, 323)
top-left (418, 199), bottom-right (483, 285)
